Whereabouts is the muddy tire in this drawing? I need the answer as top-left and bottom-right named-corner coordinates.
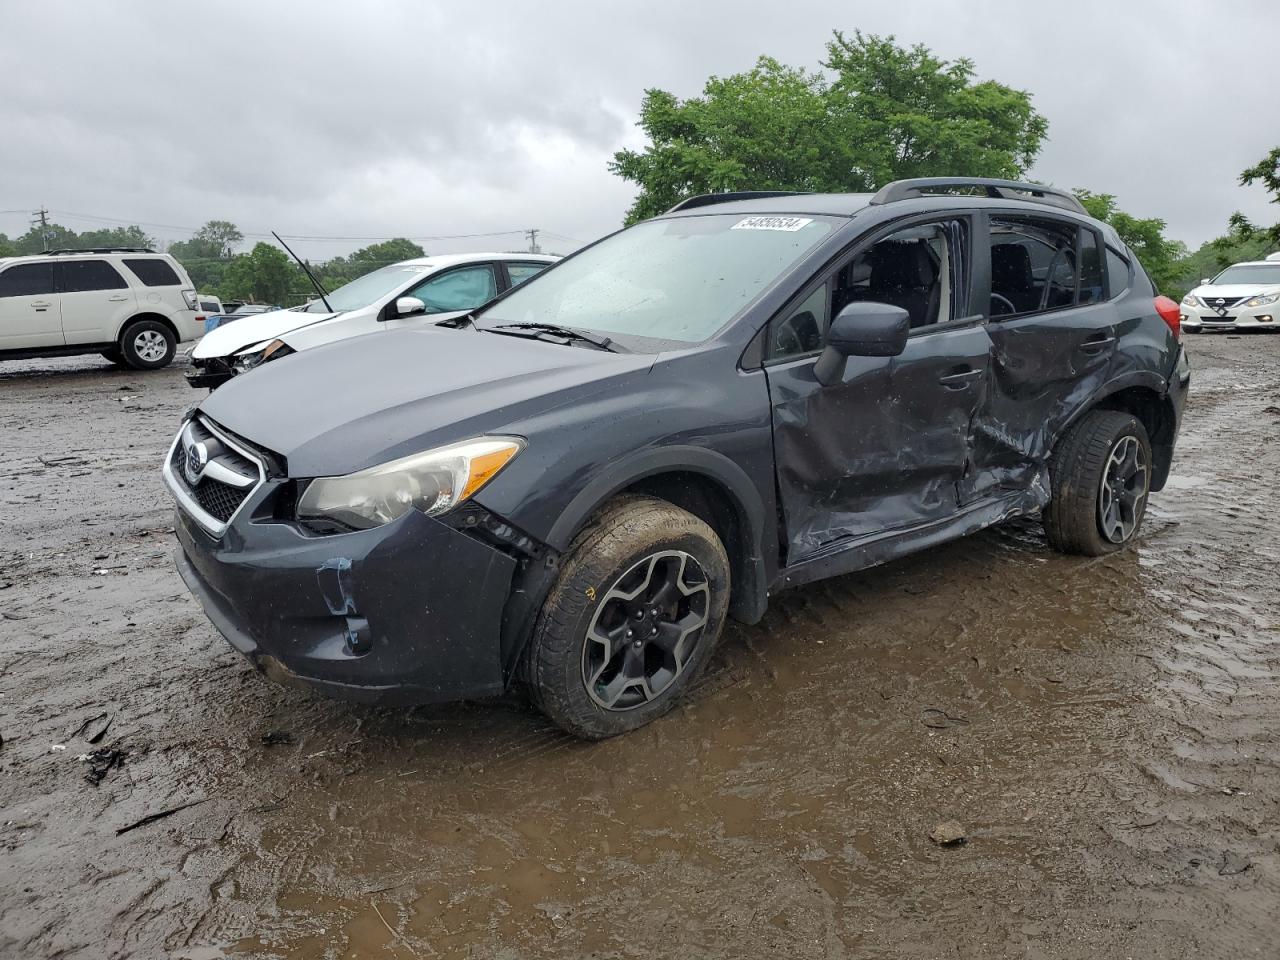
top-left (1044, 410), bottom-right (1151, 556)
top-left (524, 495), bottom-right (730, 740)
top-left (118, 319), bottom-right (176, 370)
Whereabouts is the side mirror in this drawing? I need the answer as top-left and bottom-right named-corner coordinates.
top-left (394, 296), bottom-right (427, 318)
top-left (1201, 278), bottom-right (1211, 286)
top-left (814, 301), bottom-right (910, 385)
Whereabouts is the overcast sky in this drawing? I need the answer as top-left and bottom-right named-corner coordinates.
top-left (1, 0), bottom-right (1275, 260)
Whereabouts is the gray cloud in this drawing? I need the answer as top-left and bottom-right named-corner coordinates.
top-left (1, 0), bottom-right (1274, 259)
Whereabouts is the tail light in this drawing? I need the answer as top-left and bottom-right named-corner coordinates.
top-left (1154, 296), bottom-right (1181, 340)
top-left (181, 289), bottom-right (199, 310)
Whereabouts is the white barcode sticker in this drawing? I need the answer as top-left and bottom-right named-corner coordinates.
top-left (731, 216), bottom-right (814, 232)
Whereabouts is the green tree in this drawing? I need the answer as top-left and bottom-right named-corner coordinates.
top-left (316, 238), bottom-right (425, 289)
top-left (0, 233), bottom-right (15, 257)
top-left (1075, 190), bottom-right (1188, 296)
top-left (1239, 146), bottom-right (1280, 245)
top-left (610, 31), bottom-right (1048, 224)
top-left (219, 243), bottom-right (301, 304)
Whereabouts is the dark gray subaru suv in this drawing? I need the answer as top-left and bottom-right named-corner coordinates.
top-left (164, 178), bottom-right (1190, 739)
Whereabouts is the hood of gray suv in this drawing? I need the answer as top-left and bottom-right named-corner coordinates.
top-left (199, 326), bottom-right (653, 477)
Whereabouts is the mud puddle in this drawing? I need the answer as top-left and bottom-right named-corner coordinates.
top-left (2, 339), bottom-right (1278, 959)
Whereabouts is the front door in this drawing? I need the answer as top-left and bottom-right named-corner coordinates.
top-left (965, 213), bottom-right (1119, 501)
top-left (0, 261), bottom-right (60, 349)
top-left (763, 216), bottom-right (992, 563)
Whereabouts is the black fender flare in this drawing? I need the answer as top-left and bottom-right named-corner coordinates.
top-left (547, 444), bottom-right (771, 624)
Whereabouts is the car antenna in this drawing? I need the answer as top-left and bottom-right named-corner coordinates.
top-left (273, 231), bottom-right (334, 313)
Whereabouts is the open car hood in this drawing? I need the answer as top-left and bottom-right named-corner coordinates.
top-left (192, 308), bottom-right (340, 359)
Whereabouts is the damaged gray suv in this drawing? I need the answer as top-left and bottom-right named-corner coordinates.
top-left (164, 178), bottom-right (1190, 739)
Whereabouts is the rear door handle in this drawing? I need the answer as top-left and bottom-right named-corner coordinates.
top-left (107, 295), bottom-right (129, 302)
top-left (1078, 334), bottom-right (1116, 354)
top-left (31, 300), bottom-right (51, 311)
top-left (938, 368), bottom-right (985, 389)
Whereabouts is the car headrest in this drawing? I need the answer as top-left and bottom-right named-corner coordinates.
top-left (992, 243), bottom-right (1034, 291)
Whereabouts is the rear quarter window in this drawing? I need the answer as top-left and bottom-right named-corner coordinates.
top-left (1105, 248), bottom-right (1131, 298)
top-left (123, 258), bottom-right (182, 287)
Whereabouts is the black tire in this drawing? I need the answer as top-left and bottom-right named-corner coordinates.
top-left (1043, 410), bottom-right (1151, 556)
top-left (118, 319), bottom-right (176, 370)
top-left (524, 495), bottom-right (730, 739)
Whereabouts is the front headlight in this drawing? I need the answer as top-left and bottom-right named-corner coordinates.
top-left (1243, 292), bottom-right (1279, 308)
top-left (231, 339), bottom-right (293, 374)
top-left (1181, 292), bottom-right (1202, 307)
top-left (296, 437), bottom-right (524, 531)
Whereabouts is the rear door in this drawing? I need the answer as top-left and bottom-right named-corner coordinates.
top-left (966, 213), bottom-right (1118, 501)
top-left (0, 262), bottom-right (60, 349)
top-left (55, 259), bottom-right (136, 344)
top-left (763, 214), bottom-right (992, 561)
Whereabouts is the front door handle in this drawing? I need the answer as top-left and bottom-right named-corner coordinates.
top-left (938, 368), bottom-right (985, 389)
top-left (1078, 334), bottom-right (1116, 354)
top-left (31, 300), bottom-right (51, 311)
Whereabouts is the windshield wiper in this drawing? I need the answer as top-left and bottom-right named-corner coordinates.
top-left (489, 322), bottom-right (620, 352)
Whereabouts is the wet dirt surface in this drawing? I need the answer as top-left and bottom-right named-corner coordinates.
top-left (1, 335), bottom-right (1278, 959)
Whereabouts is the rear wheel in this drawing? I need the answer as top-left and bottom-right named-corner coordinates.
top-left (1043, 410), bottom-right (1151, 556)
top-left (119, 319), bottom-right (176, 370)
top-left (524, 496), bottom-right (730, 739)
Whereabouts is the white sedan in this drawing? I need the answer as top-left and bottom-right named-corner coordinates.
top-left (1181, 256), bottom-right (1280, 333)
top-left (188, 252), bottom-right (557, 388)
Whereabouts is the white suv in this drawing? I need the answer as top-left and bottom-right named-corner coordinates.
top-left (0, 248), bottom-right (202, 368)
top-left (188, 252), bottom-right (556, 388)
top-left (1180, 255), bottom-right (1280, 333)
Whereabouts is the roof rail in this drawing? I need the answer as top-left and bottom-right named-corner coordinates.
top-left (47, 247), bottom-right (156, 256)
top-left (666, 190), bottom-right (809, 214)
top-left (869, 178), bottom-right (1087, 215)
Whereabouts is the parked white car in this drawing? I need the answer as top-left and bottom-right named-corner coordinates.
top-left (0, 248), bottom-right (201, 368)
top-left (1181, 257), bottom-right (1280, 333)
top-left (187, 252), bottom-right (557, 388)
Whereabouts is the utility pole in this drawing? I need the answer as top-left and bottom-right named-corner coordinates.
top-left (31, 207), bottom-right (50, 252)
top-left (525, 228), bottom-right (540, 254)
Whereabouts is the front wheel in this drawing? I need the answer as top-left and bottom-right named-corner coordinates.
top-left (1043, 410), bottom-right (1151, 556)
top-left (523, 496), bottom-right (730, 739)
top-left (119, 319), bottom-right (176, 370)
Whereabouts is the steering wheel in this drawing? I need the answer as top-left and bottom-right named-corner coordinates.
top-left (773, 323), bottom-right (804, 357)
top-left (990, 293), bottom-right (1016, 316)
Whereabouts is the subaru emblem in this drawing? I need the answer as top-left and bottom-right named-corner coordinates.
top-left (184, 441), bottom-right (209, 484)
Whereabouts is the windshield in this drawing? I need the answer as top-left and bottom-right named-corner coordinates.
top-left (1211, 264), bottom-right (1280, 285)
top-left (303, 263), bottom-right (428, 313)
top-left (480, 214), bottom-right (835, 344)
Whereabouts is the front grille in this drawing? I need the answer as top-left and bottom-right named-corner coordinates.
top-left (1203, 296), bottom-right (1243, 309)
top-left (1202, 316), bottom-right (1236, 323)
top-left (164, 415), bottom-right (266, 534)
top-left (168, 444), bottom-right (251, 521)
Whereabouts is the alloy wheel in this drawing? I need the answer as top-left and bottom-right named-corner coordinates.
top-left (134, 330), bottom-right (169, 363)
top-left (1097, 434), bottom-right (1148, 544)
top-left (582, 550), bottom-right (710, 711)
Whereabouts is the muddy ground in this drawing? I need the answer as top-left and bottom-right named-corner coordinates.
top-left (1, 334), bottom-right (1277, 960)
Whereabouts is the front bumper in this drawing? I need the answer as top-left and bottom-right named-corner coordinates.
top-left (1181, 302), bottom-right (1279, 331)
top-left (173, 498), bottom-right (518, 704)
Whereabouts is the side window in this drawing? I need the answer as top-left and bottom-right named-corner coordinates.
top-left (0, 262), bottom-right (55, 298)
top-left (1078, 229), bottom-right (1104, 305)
top-left (57, 259), bottom-right (129, 293)
top-left (767, 283), bottom-right (828, 360)
top-left (1105, 248), bottom-right (1131, 298)
top-left (507, 262), bottom-right (549, 287)
top-left (407, 265), bottom-right (498, 314)
top-left (766, 219), bottom-right (963, 361)
top-left (123, 258), bottom-right (181, 287)
top-left (989, 216), bottom-right (1086, 318)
